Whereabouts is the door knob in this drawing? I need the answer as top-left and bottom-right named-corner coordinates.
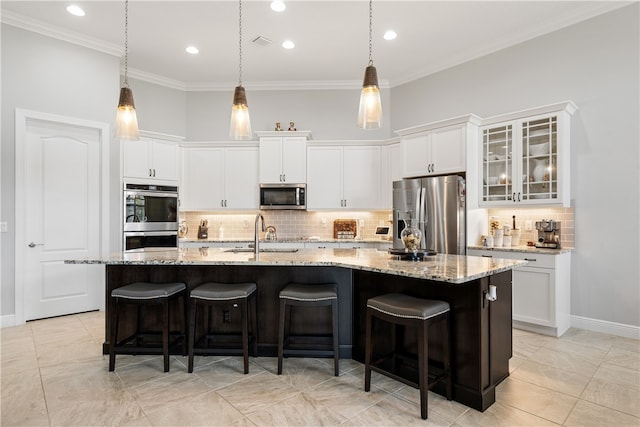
top-left (28, 242), bottom-right (44, 248)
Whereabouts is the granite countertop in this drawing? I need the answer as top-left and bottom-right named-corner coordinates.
top-left (66, 248), bottom-right (526, 284)
top-left (467, 245), bottom-right (573, 255)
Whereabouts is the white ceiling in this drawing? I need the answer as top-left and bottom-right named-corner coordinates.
top-left (1, 1), bottom-right (629, 90)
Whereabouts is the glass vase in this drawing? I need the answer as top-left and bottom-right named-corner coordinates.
top-left (401, 219), bottom-right (422, 251)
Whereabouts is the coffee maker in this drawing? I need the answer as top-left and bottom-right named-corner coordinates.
top-left (535, 220), bottom-right (561, 249)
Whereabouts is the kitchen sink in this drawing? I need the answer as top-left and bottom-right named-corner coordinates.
top-left (224, 248), bottom-right (299, 253)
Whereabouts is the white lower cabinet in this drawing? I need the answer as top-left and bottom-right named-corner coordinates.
top-left (304, 242), bottom-right (341, 249)
top-left (468, 248), bottom-right (571, 337)
top-left (180, 241), bottom-right (223, 249)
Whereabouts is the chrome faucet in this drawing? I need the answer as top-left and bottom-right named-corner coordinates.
top-left (254, 213), bottom-right (266, 257)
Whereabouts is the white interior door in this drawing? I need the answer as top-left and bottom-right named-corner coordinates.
top-left (17, 112), bottom-right (107, 322)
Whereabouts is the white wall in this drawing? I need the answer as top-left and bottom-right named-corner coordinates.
top-left (391, 4), bottom-right (640, 328)
top-left (1, 25), bottom-right (119, 317)
top-left (129, 78), bottom-right (187, 137)
top-left (0, 24), bottom-right (188, 319)
top-left (186, 87), bottom-right (392, 141)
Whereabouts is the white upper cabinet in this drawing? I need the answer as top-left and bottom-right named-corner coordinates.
top-left (479, 101), bottom-right (577, 207)
top-left (122, 131), bottom-right (182, 183)
top-left (397, 115), bottom-right (481, 178)
top-left (256, 131), bottom-right (310, 183)
top-left (307, 146), bottom-right (342, 209)
top-left (307, 144), bottom-right (381, 210)
top-left (379, 141), bottom-right (401, 209)
top-left (181, 143), bottom-right (259, 210)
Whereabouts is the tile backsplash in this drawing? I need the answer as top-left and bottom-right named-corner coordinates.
top-left (180, 210), bottom-right (393, 241)
top-left (486, 207), bottom-right (574, 248)
top-left (180, 207), bottom-right (574, 248)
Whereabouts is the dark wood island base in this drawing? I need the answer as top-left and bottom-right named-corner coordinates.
top-left (102, 263), bottom-right (512, 412)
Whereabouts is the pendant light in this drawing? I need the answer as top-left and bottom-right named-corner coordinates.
top-left (229, 0), bottom-right (252, 139)
top-left (116, 0), bottom-right (139, 140)
top-left (357, 0), bottom-right (382, 129)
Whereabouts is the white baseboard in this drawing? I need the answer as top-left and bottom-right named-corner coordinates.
top-left (0, 314), bottom-right (17, 329)
top-left (571, 315), bottom-right (640, 340)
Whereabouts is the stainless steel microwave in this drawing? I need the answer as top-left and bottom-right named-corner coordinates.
top-left (260, 183), bottom-right (306, 210)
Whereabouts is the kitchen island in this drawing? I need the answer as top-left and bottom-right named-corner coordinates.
top-left (67, 248), bottom-right (526, 411)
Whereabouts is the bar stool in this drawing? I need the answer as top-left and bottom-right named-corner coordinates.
top-left (364, 293), bottom-right (451, 420)
top-left (188, 282), bottom-right (258, 374)
top-left (109, 282), bottom-right (186, 373)
top-left (278, 283), bottom-right (339, 376)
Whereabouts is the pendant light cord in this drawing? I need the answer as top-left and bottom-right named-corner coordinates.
top-left (238, 0), bottom-right (243, 86)
top-left (123, 0), bottom-right (130, 88)
top-left (368, 0), bottom-right (373, 66)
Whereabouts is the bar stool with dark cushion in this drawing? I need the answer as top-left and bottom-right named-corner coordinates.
top-left (188, 282), bottom-right (258, 374)
top-left (278, 283), bottom-right (339, 376)
top-left (109, 282), bottom-right (186, 373)
top-left (364, 293), bottom-right (452, 420)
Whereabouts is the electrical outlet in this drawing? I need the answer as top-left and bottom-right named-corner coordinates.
top-left (243, 220), bottom-right (249, 229)
top-left (321, 218), bottom-right (327, 228)
top-left (223, 310), bottom-right (231, 323)
top-left (525, 220), bottom-right (533, 231)
top-left (0, 222), bottom-right (7, 233)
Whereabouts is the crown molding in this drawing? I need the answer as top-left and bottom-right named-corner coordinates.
top-left (1, 10), bottom-right (122, 57)
top-left (185, 79), bottom-right (391, 92)
top-left (127, 69), bottom-right (187, 91)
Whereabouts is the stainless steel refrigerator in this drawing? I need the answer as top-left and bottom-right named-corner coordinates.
top-left (392, 175), bottom-right (466, 255)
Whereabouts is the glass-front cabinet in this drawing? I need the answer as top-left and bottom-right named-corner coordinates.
top-left (480, 101), bottom-right (577, 207)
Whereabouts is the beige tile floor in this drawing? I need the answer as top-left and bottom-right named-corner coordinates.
top-left (1, 310), bottom-right (638, 426)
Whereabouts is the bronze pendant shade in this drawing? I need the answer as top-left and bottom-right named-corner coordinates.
top-left (116, 0), bottom-right (139, 140)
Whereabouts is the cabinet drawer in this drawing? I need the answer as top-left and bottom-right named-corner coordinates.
top-left (468, 249), bottom-right (555, 268)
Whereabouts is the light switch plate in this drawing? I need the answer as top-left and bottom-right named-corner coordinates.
top-left (0, 222), bottom-right (7, 233)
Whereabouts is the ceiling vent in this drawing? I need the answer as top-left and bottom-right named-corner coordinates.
top-left (251, 36), bottom-right (272, 46)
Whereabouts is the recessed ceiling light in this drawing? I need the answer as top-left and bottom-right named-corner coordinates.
top-left (282, 40), bottom-right (295, 49)
top-left (271, 1), bottom-right (286, 12)
top-left (383, 30), bottom-right (397, 41)
top-left (185, 46), bottom-right (199, 55)
top-left (66, 5), bottom-right (85, 17)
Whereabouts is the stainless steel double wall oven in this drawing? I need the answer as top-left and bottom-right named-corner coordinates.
top-left (123, 183), bottom-right (179, 251)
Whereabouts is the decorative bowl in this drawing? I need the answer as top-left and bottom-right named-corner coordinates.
top-left (529, 143), bottom-right (549, 156)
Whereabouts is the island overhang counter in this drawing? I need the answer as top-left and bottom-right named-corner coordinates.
top-left (67, 247), bottom-right (526, 412)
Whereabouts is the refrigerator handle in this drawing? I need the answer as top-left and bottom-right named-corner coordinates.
top-left (420, 186), bottom-right (427, 249)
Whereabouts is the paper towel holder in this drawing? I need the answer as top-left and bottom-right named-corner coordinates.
top-left (484, 285), bottom-right (497, 306)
